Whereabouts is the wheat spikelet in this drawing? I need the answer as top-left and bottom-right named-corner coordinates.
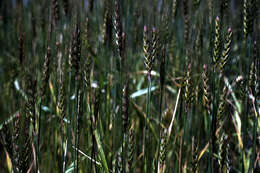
top-left (143, 26), bottom-right (156, 78)
top-left (20, 116), bottom-right (32, 172)
top-left (185, 63), bottom-right (194, 110)
top-left (83, 58), bottom-right (92, 98)
top-left (12, 113), bottom-right (21, 173)
top-left (83, 17), bottom-right (90, 50)
top-left (83, 56), bottom-right (92, 91)
top-left (213, 16), bottom-right (221, 68)
top-left (216, 132), bottom-right (224, 170)
top-left (58, 77), bottom-right (65, 146)
top-left (143, 25), bottom-right (149, 61)
top-left (71, 22), bottom-right (81, 79)
top-left (143, 25), bottom-right (151, 75)
top-left (172, 0), bottom-right (178, 19)
top-left (116, 149), bottom-right (123, 173)
top-left (158, 128), bottom-right (167, 173)
top-left (122, 82), bottom-right (129, 133)
top-left (195, 28), bottom-right (203, 60)
top-left (249, 62), bottom-right (256, 96)
top-left (24, 74), bottom-right (37, 131)
top-left (127, 126), bottom-right (134, 170)
top-left (151, 27), bottom-right (158, 63)
top-left (183, 0), bottom-right (190, 43)
top-left (40, 46), bottom-right (51, 98)
top-left (102, 0), bottom-right (112, 45)
top-left (102, 6), bottom-right (109, 44)
top-left (192, 137), bottom-right (199, 173)
top-left (57, 60), bottom-right (66, 120)
top-left (249, 41), bottom-right (257, 95)
top-left (219, 28), bottom-right (232, 73)
top-left (17, 74), bottom-right (34, 172)
top-left (243, 0), bottom-right (256, 38)
top-left (217, 86), bottom-right (227, 128)
top-left (114, 0), bottom-right (123, 59)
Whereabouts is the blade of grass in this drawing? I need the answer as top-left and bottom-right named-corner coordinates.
top-left (94, 129), bottom-right (109, 173)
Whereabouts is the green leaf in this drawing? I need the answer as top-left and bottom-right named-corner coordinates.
top-left (94, 130), bottom-right (109, 173)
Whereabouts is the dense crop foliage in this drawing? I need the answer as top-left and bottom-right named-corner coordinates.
top-left (0, 0), bottom-right (259, 172)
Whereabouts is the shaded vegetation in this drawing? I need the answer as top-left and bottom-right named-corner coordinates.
top-left (0, 0), bottom-right (259, 172)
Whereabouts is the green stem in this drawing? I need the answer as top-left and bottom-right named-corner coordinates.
top-left (36, 99), bottom-right (42, 173)
top-left (75, 84), bottom-right (80, 173)
top-left (144, 74), bottom-right (152, 173)
top-left (242, 36), bottom-right (251, 172)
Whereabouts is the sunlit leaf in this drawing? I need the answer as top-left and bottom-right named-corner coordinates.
top-left (130, 86), bottom-right (158, 98)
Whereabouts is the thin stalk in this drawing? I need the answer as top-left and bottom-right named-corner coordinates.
top-left (242, 37), bottom-right (252, 172)
top-left (73, 79), bottom-right (77, 173)
top-left (210, 68), bottom-right (220, 172)
top-left (144, 74), bottom-right (152, 173)
top-left (76, 86), bottom-right (82, 173)
top-left (120, 58), bottom-right (125, 173)
top-left (76, 85), bottom-right (80, 173)
top-left (36, 98), bottom-right (42, 173)
top-left (90, 96), bottom-right (95, 171)
top-left (207, 19), bottom-right (213, 172)
top-left (177, 91), bottom-right (184, 173)
top-left (62, 124), bottom-right (66, 173)
top-left (61, 101), bottom-right (65, 173)
top-left (180, 106), bottom-right (188, 173)
top-left (207, 109), bottom-right (212, 173)
top-left (208, 71), bottom-right (215, 173)
top-left (122, 133), bottom-right (126, 173)
top-left (65, 71), bottom-right (72, 172)
top-left (67, 70), bottom-right (75, 172)
top-left (73, 86), bottom-right (76, 173)
top-left (85, 80), bottom-right (92, 169)
top-left (112, 76), bottom-right (116, 170)
top-left (182, 103), bottom-right (192, 172)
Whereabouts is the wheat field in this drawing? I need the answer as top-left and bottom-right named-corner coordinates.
top-left (0, 0), bottom-right (259, 172)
